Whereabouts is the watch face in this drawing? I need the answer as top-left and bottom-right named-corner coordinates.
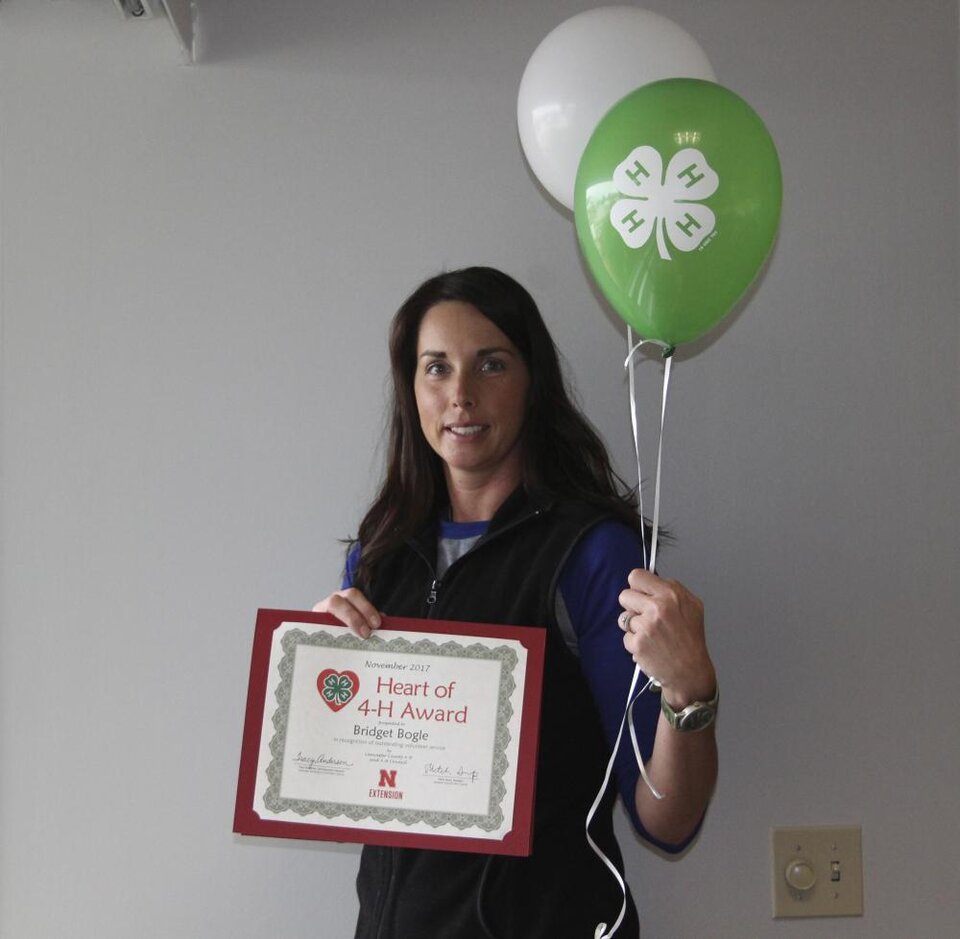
top-left (678, 706), bottom-right (715, 731)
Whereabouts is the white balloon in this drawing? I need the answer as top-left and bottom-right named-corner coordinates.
top-left (517, 6), bottom-right (715, 210)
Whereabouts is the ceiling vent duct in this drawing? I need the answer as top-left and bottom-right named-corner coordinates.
top-left (112, 0), bottom-right (160, 18)
top-left (110, 0), bottom-right (198, 63)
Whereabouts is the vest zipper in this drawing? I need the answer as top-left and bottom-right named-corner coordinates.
top-left (413, 505), bottom-right (545, 617)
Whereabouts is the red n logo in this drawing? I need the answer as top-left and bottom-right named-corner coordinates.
top-left (378, 769), bottom-right (397, 788)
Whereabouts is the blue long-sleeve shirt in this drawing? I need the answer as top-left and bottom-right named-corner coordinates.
top-left (342, 518), bottom-right (694, 852)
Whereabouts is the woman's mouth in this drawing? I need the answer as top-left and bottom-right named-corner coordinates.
top-left (445, 424), bottom-right (487, 437)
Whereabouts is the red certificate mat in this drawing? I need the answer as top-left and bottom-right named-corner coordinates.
top-left (234, 610), bottom-right (546, 856)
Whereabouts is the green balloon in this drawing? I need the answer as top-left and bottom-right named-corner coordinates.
top-left (575, 79), bottom-right (782, 346)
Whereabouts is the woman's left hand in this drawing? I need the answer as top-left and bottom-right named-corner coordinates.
top-left (618, 568), bottom-right (716, 710)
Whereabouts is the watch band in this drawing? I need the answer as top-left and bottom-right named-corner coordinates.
top-left (660, 682), bottom-right (719, 732)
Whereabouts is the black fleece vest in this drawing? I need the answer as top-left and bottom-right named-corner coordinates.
top-left (353, 489), bottom-right (640, 939)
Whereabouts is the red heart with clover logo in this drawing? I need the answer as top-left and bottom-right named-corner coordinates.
top-left (317, 669), bottom-right (360, 712)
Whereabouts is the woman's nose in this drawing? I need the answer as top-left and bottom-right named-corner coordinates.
top-left (452, 376), bottom-right (475, 409)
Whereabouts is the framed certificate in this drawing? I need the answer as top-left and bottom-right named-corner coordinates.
top-left (233, 609), bottom-right (546, 856)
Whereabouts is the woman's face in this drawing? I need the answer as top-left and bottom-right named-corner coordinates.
top-left (414, 301), bottom-right (530, 490)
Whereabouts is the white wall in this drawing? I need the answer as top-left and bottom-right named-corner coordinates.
top-left (1, 2), bottom-right (957, 937)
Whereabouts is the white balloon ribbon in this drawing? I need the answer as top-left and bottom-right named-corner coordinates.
top-left (587, 326), bottom-right (674, 939)
top-left (625, 327), bottom-right (674, 575)
top-left (587, 668), bottom-right (660, 939)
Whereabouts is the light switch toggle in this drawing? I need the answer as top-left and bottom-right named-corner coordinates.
top-left (785, 858), bottom-right (817, 894)
top-left (831, 861), bottom-right (841, 882)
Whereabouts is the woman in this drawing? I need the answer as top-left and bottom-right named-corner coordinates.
top-left (315, 267), bottom-right (717, 939)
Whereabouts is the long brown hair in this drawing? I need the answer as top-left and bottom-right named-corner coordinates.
top-left (352, 267), bottom-right (640, 590)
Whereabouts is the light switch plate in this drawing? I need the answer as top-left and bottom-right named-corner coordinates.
top-left (771, 826), bottom-right (863, 918)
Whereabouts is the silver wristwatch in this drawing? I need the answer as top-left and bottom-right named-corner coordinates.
top-left (660, 683), bottom-right (719, 732)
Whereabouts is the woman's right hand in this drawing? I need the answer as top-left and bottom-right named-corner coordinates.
top-left (313, 588), bottom-right (382, 640)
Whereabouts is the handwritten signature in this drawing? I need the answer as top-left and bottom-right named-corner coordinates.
top-left (423, 762), bottom-right (479, 784)
top-left (293, 752), bottom-right (353, 770)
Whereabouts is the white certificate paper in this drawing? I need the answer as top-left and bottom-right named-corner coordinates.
top-left (234, 610), bottom-right (546, 856)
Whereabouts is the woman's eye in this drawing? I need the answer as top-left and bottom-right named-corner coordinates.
top-left (425, 361), bottom-right (448, 376)
top-left (480, 358), bottom-right (506, 373)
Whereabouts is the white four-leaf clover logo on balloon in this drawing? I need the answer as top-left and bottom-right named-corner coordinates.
top-left (610, 147), bottom-right (719, 260)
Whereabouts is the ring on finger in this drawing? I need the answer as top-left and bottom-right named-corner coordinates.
top-left (618, 610), bottom-right (634, 632)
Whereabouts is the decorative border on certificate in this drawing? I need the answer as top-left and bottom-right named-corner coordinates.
top-left (233, 610), bottom-right (546, 856)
